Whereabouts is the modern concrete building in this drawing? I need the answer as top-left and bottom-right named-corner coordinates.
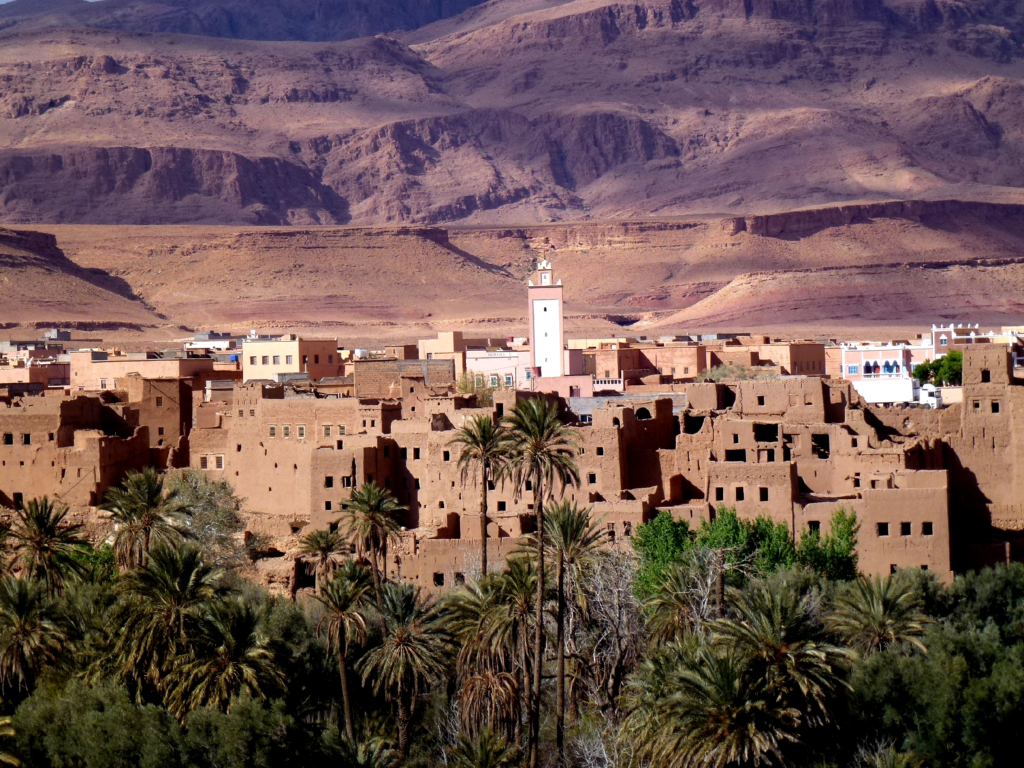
top-left (241, 336), bottom-right (342, 382)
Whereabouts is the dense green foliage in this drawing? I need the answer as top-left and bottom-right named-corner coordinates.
top-left (4, 467), bottom-right (1024, 768)
top-left (913, 350), bottom-right (963, 386)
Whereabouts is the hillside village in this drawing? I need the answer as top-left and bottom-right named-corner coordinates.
top-left (3, 261), bottom-right (1023, 595)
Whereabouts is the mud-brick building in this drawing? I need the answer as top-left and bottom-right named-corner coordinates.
top-left (0, 394), bottom-right (149, 509)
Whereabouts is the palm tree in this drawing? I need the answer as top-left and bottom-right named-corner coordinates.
top-left (342, 482), bottom-right (406, 610)
top-left (458, 671), bottom-right (520, 742)
top-left (336, 736), bottom-right (398, 768)
top-left (450, 415), bottom-right (509, 578)
top-left (10, 497), bottom-right (86, 597)
top-left (858, 743), bottom-right (924, 768)
top-left (826, 575), bottom-right (931, 656)
top-left (0, 577), bottom-right (65, 694)
top-left (109, 543), bottom-right (225, 699)
top-left (100, 468), bottom-right (186, 570)
top-left (712, 582), bottom-right (849, 728)
top-left (164, 598), bottom-right (285, 719)
top-left (644, 563), bottom-right (698, 646)
top-left (501, 397), bottom-right (579, 768)
top-left (315, 560), bottom-right (372, 739)
top-left (0, 716), bottom-right (18, 767)
top-left (543, 501), bottom-right (603, 764)
top-left (452, 727), bottom-right (520, 768)
top-left (298, 528), bottom-right (350, 595)
top-left (357, 582), bottom-right (451, 760)
top-left (650, 646), bottom-right (802, 768)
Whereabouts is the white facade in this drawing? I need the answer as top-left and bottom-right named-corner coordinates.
top-left (532, 299), bottom-right (563, 377)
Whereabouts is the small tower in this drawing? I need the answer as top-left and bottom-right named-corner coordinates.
top-left (528, 259), bottom-right (564, 378)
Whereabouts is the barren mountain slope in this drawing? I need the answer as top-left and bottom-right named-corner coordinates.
top-left (1, 0), bottom-right (1024, 224)
top-left (15, 199), bottom-right (1024, 340)
top-left (0, 228), bottom-right (163, 328)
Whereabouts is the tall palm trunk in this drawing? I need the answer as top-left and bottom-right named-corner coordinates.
top-left (517, 630), bottom-right (528, 750)
top-left (370, 541), bottom-right (383, 611)
top-left (142, 527), bottom-right (151, 567)
top-left (555, 549), bottom-right (566, 765)
top-left (398, 692), bottom-right (411, 762)
top-left (480, 465), bottom-right (489, 577)
top-left (339, 651), bottom-right (354, 740)
top-left (529, 473), bottom-right (545, 768)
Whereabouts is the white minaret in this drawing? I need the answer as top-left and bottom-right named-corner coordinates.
top-left (528, 259), bottom-right (564, 378)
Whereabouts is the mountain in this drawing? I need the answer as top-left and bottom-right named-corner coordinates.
top-left (0, 0), bottom-right (1022, 226)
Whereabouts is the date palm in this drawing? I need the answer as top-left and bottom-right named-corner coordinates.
top-left (101, 468), bottom-right (186, 570)
top-left (712, 582), bottom-right (849, 728)
top-left (543, 501), bottom-right (603, 764)
top-left (298, 528), bottom-right (350, 595)
top-left (11, 497), bottom-right (86, 597)
top-left (316, 560), bottom-right (372, 739)
top-left (0, 577), bottom-right (65, 695)
top-left (450, 415), bottom-right (509, 578)
top-left (342, 482), bottom-right (406, 610)
top-left (501, 397), bottom-right (579, 768)
top-left (650, 646), bottom-right (802, 768)
top-left (826, 575), bottom-right (931, 656)
top-left (336, 736), bottom-right (398, 768)
top-left (452, 727), bottom-right (520, 768)
top-left (358, 582), bottom-right (451, 761)
top-left (110, 543), bottom-right (225, 700)
top-left (164, 598), bottom-right (285, 719)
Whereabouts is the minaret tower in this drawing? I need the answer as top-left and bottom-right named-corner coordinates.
top-left (527, 259), bottom-right (564, 378)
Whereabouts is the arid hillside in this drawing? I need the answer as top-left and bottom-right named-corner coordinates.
top-left (0, 1), bottom-right (1022, 224)
top-left (4, 198), bottom-right (1021, 342)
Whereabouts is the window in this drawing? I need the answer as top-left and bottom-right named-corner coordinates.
top-left (981, 369), bottom-right (991, 383)
top-left (890, 565), bottom-right (899, 574)
top-left (808, 520), bottom-right (820, 534)
top-left (328, 355), bottom-right (333, 364)
top-left (22, 434), bottom-right (30, 446)
top-left (525, 370), bottom-right (532, 380)
top-left (759, 487), bottom-right (769, 502)
top-left (157, 427), bottom-right (164, 436)
top-left (732, 434), bottom-right (740, 444)
top-left (439, 501), bottom-right (445, 509)
top-left (325, 476), bottom-right (334, 489)
top-left (992, 401), bottom-right (1001, 414)
top-left (413, 448), bottom-right (421, 460)
top-left (624, 522), bottom-right (633, 537)
top-left (588, 473), bottom-right (597, 485)
top-left (314, 355), bottom-right (320, 364)
top-left (283, 425), bottom-right (291, 438)
top-left (715, 487), bottom-right (724, 501)
top-left (596, 446), bottom-right (604, 456)
top-left (735, 487), bottom-right (745, 502)
top-left (262, 356), bottom-right (269, 365)
top-left (940, 337), bottom-right (948, 346)
top-left (286, 355), bottom-right (293, 365)
top-left (489, 375), bottom-right (499, 387)
top-left (443, 451), bottom-right (450, 462)
top-left (343, 476), bottom-right (353, 488)
top-left (853, 473), bottom-right (861, 488)
top-left (901, 522), bottom-right (911, 536)
top-left (973, 400), bottom-right (981, 409)
top-left (249, 356), bottom-right (257, 365)
top-left (505, 374), bottom-right (514, 387)
top-left (434, 573), bottom-right (445, 587)
top-left (155, 396), bottom-right (163, 407)
top-left (922, 522), bottom-right (934, 536)
top-left (851, 437), bottom-right (858, 448)
top-left (100, 378), bottom-right (107, 389)
top-left (215, 455), bottom-right (224, 469)
top-left (497, 501), bottom-right (506, 511)
top-left (337, 440), bottom-right (344, 450)
top-left (297, 425), bottom-right (306, 439)
top-left (273, 355), bottom-right (280, 365)
top-left (236, 444), bottom-right (242, 452)
top-left (725, 449), bottom-right (746, 462)
top-left (269, 425), bottom-right (277, 438)
top-left (1, 434), bottom-right (10, 445)
top-left (339, 425), bottom-right (346, 435)
top-left (757, 395), bottom-right (765, 406)
top-left (847, 365), bottom-right (859, 375)
top-left (475, 375), bottom-right (484, 388)
top-left (200, 456), bottom-right (208, 469)
top-left (250, 409), bottom-right (255, 417)
top-left (12, 493), bottom-right (22, 509)
top-left (754, 423), bottom-right (778, 442)
top-left (48, 433), bottom-right (54, 442)
top-left (877, 522), bottom-right (889, 537)
top-left (239, 409), bottom-right (244, 417)
top-left (324, 425), bottom-right (332, 438)
top-left (766, 448), bottom-right (775, 462)
top-left (325, 501), bottom-right (332, 511)
top-left (400, 447), bottom-right (408, 460)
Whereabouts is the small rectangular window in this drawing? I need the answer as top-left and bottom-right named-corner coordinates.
top-left (596, 446), bottom-right (604, 456)
top-left (250, 409), bottom-right (255, 417)
top-left (735, 487), bottom-right (745, 502)
top-left (877, 522), bottom-right (889, 537)
top-left (269, 425), bottom-right (277, 438)
top-left (100, 378), bottom-right (107, 389)
top-left (262, 356), bottom-right (269, 365)
top-left (339, 426), bottom-right (346, 435)
top-left (324, 425), bottom-right (332, 437)
top-left (757, 395), bottom-right (765, 406)
top-left (48, 433), bottom-right (54, 442)
top-left (759, 487), bottom-right (769, 502)
top-left (900, 522), bottom-right (911, 536)
top-left (343, 476), bottom-right (353, 488)
top-left (732, 434), bottom-right (740, 444)
top-left (489, 375), bottom-right (499, 387)
top-left (847, 365), bottom-right (859, 375)
top-left (497, 501), bottom-right (507, 511)
top-left (588, 473), bottom-right (597, 484)
top-left (922, 522), bottom-right (934, 536)
top-left (239, 409), bottom-right (244, 417)
top-left (808, 520), bottom-right (820, 533)
top-left (413, 448), bottom-right (421, 460)
top-left (215, 455), bottom-right (224, 470)
top-left (314, 355), bottom-right (320, 364)
top-left (325, 501), bottom-right (332, 511)
top-left (443, 451), bottom-right (450, 461)
top-left (505, 374), bottom-right (514, 387)
top-left (22, 434), bottom-right (30, 446)
top-left (337, 440), bottom-right (344, 450)
top-left (200, 456), bottom-right (208, 469)
top-left (155, 397), bottom-right (163, 407)
top-left (157, 427), bottom-right (164, 436)
top-left (249, 356), bottom-right (257, 365)
top-left (283, 425), bottom-right (291, 438)
top-left (992, 401), bottom-right (1001, 414)
top-left (297, 425), bottom-right (306, 439)
top-left (273, 355), bottom-right (280, 365)
top-left (974, 401), bottom-right (981, 409)
top-left (286, 355), bottom-right (293, 365)
top-left (715, 487), bottom-right (724, 501)
top-left (325, 476), bottom-right (334, 489)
